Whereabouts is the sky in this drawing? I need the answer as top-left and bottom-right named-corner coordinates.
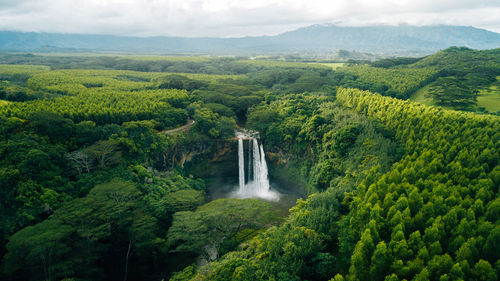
top-left (0, 0), bottom-right (499, 37)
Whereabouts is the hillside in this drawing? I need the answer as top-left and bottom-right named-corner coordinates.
top-left (325, 47), bottom-right (500, 113)
top-left (406, 47), bottom-right (500, 113)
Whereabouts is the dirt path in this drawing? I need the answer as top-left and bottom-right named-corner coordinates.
top-left (160, 119), bottom-right (195, 134)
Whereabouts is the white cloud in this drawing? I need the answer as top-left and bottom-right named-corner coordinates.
top-left (0, 0), bottom-right (499, 37)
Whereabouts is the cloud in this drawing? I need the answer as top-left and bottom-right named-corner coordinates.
top-left (0, 0), bottom-right (499, 37)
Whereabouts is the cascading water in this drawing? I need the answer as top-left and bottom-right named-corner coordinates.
top-left (238, 138), bottom-right (245, 192)
top-left (252, 138), bottom-right (261, 189)
top-left (247, 138), bottom-right (252, 183)
top-left (234, 131), bottom-right (279, 201)
top-left (259, 144), bottom-right (270, 193)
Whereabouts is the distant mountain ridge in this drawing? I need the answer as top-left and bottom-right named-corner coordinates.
top-left (1, 24), bottom-right (499, 56)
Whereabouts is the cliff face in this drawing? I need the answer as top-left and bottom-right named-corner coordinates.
top-left (177, 141), bottom-right (233, 168)
top-left (209, 141), bottom-right (235, 163)
top-left (181, 140), bottom-right (238, 180)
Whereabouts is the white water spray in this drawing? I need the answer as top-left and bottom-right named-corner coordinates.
top-left (234, 131), bottom-right (279, 201)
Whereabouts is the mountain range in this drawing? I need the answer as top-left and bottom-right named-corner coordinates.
top-left (1, 24), bottom-right (499, 56)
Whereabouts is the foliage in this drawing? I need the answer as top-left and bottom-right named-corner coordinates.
top-left (0, 89), bottom-right (189, 126)
top-left (425, 77), bottom-right (478, 110)
top-left (335, 65), bottom-right (437, 99)
top-left (0, 54), bottom-right (326, 75)
top-left (410, 47), bottom-right (500, 112)
top-left (247, 92), bottom-right (401, 193)
top-left (335, 88), bottom-right (499, 280)
top-left (188, 88), bottom-right (498, 281)
top-left (1, 52), bottom-right (499, 281)
top-left (4, 180), bottom-right (147, 281)
top-left (370, 57), bottom-right (423, 68)
top-left (0, 61), bottom-right (250, 280)
top-left (167, 199), bottom-right (278, 262)
top-left (183, 92), bottom-right (401, 280)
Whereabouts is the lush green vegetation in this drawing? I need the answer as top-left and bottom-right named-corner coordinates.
top-left (477, 77), bottom-right (500, 113)
top-left (412, 76), bottom-right (500, 114)
top-left (0, 60), bottom-right (264, 280)
top-left (0, 54), bottom-right (327, 75)
top-left (5, 47), bottom-right (498, 112)
top-left (408, 47), bottom-right (500, 113)
top-left (1, 90), bottom-right (189, 126)
top-left (0, 56), bottom-right (342, 280)
top-left (336, 88), bottom-right (499, 280)
top-left (335, 65), bottom-right (437, 99)
top-left (0, 49), bottom-right (499, 281)
top-left (246, 92), bottom-right (401, 194)
top-left (185, 88), bottom-right (499, 281)
top-left (346, 47), bottom-right (500, 113)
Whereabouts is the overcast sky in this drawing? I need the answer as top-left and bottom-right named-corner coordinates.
top-left (0, 0), bottom-right (499, 37)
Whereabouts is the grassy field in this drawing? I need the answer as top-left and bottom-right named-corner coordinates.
top-left (410, 76), bottom-right (500, 113)
top-left (476, 77), bottom-right (500, 113)
top-left (409, 84), bottom-right (435, 106)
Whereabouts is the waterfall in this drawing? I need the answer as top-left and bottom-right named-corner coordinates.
top-left (252, 138), bottom-right (261, 189)
top-left (247, 138), bottom-right (252, 183)
top-left (238, 137), bottom-right (245, 192)
top-left (235, 131), bottom-right (278, 200)
top-left (259, 144), bottom-right (270, 193)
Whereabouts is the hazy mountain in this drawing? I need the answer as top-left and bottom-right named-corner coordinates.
top-left (1, 24), bottom-right (499, 56)
top-left (274, 24), bottom-right (500, 53)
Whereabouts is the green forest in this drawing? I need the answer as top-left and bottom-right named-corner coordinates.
top-left (0, 47), bottom-right (499, 281)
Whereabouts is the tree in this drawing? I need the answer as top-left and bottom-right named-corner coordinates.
top-left (349, 229), bottom-right (375, 280)
top-left (3, 219), bottom-right (73, 281)
top-left (483, 225), bottom-right (500, 262)
top-left (66, 150), bottom-right (94, 174)
top-left (84, 140), bottom-right (121, 168)
top-left (370, 241), bottom-right (392, 280)
top-left (167, 198), bottom-right (277, 262)
top-left (332, 124), bottom-right (361, 156)
top-left (246, 108), bottom-right (281, 135)
top-left (158, 189), bottom-right (205, 214)
top-left (427, 254), bottom-right (453, 280)
top-left (472, 260), bottom-right (496, 281)
top-left (169, 265), bottom-right (196, 281)
top-left (3, 180), bottom-right (159, 281)
top-left (27, 111), bottom-right (75, 143)
top-left (331, 274), bottom-right (345, 281)
top-left (425, 77), bottom-right (477, 110)
top-left (19, 148), bottom-right (60, 182)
